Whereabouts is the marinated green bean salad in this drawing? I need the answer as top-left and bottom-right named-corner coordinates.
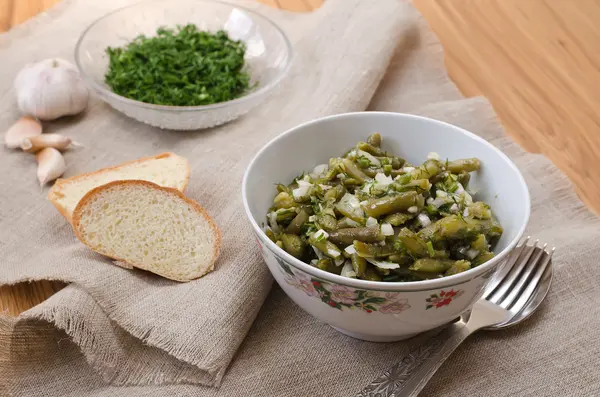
top-left (265, 133), bottom-right (503, 282)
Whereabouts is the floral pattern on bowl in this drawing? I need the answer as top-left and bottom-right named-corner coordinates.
top-left (425, 289), bottom-right (464, 310)
top-left (274, 254), bottom-right (412, 314)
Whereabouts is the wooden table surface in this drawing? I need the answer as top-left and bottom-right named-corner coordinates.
top-left (2, 0), bottom-right (600, 316)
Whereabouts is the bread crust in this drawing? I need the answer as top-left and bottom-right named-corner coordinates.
top-left (71, 180), bottom-right (221, 282)
top-left (48, 153), bottom-right (191, 223)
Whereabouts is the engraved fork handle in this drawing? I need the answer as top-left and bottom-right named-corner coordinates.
top-left (356, 321), bottom-right (475, 397)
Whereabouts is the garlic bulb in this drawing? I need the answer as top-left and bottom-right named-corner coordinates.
top-left (15, 58), bottom-right (89, 121)
top-left (4, 116), bottom-right (42, 148)
top-left (36, 147), bottom-right (66, 186)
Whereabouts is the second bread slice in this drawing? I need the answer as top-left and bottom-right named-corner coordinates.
top-left (72, 180), bottom-right (221, 282)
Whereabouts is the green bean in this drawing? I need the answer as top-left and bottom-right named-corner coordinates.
top-left (457, 171), bottom-right (471, 188)
top-left (323, 158), bottom-right (343, 181)
top-left (274, 208), bottom-right (297, 222)
top-left (384, 212), bottom-right (415, 227)
top-left (363, 267), bottom-right (383, 281)
top-left (273, 192), bottom-right (296, 209)
top-left (281, 234), bottom-right (306, 259)
top-left (417, 223), bottom-right (437, 241)
top-left (466, 202), bottom-right (492, 219)
top-left (351, 253), bottom-right (367, 277)
top-left (444, 260), bottom-right (471, 276)
top-left (361, 168), bottom-right (380, 178)
top-left (342, 178), bottom-right (361, 187)
top-left (357, 141), bottom-right (386, 157)
top-left (328, 227), bottom-right (383, 245)
top-left (388, 253), bottom-right (413, 266)
top-left (391, 156), bottom-right (405, 169)
top-left (316, 213), bottom-right (337, 232)
top-left (409, 258), bottom-right (456, 273)
top-left (323, 184), bottom-right (346, 202)
top-left (367, 133), bottom-right (382, 147)
top-left (316, 258), bottom-right (342, 275)
top-left (265, 229), bottom-right (277, 243)
top-left (471, 234), bottom-right (488, 252)
top-left (340, 158), bottom-right (368, 183)
top-left (397, 228), bottom-right (429, 257)
top-left (353, 241), bottom-right (402, 258)
top-left (286, 208), bottom-right (310, 235)
top-left (411, 159), bottom-right (444, 180)
top-left (447, 158), bottom-right (481, 173)
top-left (435, 216), bottom-right (503, 240)
top-left (392, 179), bottom-right (432, 193)
top-left (472, 251), bottom-right (495, 267)
top-left (309, 234), bottom-right (343, 259)
top-left (276, 240), bottom-right (284, 249)
top-left (363, 191), bottom-right (423, 218)
top-left (276, 184), bottom-right (291, 194)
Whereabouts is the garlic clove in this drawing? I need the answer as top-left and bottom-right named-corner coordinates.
top-left (36, 147), bottom-right (66, 186)
top-left (4, 116), bottom-right (42, 148)
top-left (21, 134), bottom-right (73, 153)
top-left (15, 58), bottom-right (89, 121)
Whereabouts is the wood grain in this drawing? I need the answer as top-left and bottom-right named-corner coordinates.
top-left (2, 0), bottom-right (600, 316)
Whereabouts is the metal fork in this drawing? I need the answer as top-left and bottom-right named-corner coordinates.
top-left (357, 238), bottom-right (554, 397)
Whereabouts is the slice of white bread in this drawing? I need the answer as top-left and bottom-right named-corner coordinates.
top-left (48, 153), bottom-right (190, 223)
top-left (72, 180), bottom-right (221, 282)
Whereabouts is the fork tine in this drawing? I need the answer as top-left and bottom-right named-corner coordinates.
top-left (506, 247), bottom-right (554, 314)
top-left (498, 243), bottom-right (547, 309)
top-left (488, 240), bottom-right (538, 304)
top-left (482, 237), bottom-right (530, 300)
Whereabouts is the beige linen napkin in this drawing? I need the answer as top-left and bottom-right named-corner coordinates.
top-left (4, 1), bottom-right (600, 397)
top-left (0, 0), bottom-right (409, 390)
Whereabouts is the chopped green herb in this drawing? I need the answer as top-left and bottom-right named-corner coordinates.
top-left (105, 25), bottom-right (253, 106)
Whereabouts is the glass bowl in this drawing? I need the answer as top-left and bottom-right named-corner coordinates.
top-left (75, 0), bottom-right (292, 130)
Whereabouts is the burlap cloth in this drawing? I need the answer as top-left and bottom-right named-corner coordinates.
top-left (1, 0), bottom-right (598, 396)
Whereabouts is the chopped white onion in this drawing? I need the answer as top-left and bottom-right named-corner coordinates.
top-left (292, 185), bottom-right (311, 200)
top-left (312, 246), bottom-right (324, 260)
top-left (366, 258), bottom-right (400, 269)
top-left (402, 166), bottom-right (415, 173)
top-left (341, 262), bottom-right (357, 278)
top-left (360, 200), bottom-right (368, 206)
top-left (374, 172), bottom-right (393, 188)
top-left (310, 259), bottom-right (318, 265)
top-left (344, 218), bottom-right (361, 227)
top-left (427, 152), bottom-right (441, 160)
top-left (427, 197), bottom-right (434, 205)
top-left (319, 184), bottom-right (332, 190)
top-left (327, 248), bottom-right (341, 258)
top-left (407, 206), bottom-right (418, 214)
top-left (455, 183), bottom-right (465, 195)
top-left (313, 164), bottom-right (328, 175)
top-left (417, 213), bottom-right (431, 227)
top-left (466, 249), bottom-right (480, 260)
top-left (308, 215), bottom-right (316, 222)
top-left (458, 246), bottom-right (468, 255)
top-left (450, 204), bottom-right (459, 213)
top-left (268, 212), bottom-right (280, 233)
top-left (334, 257), bottom-right (345, 266)
top-left (381, 223), bottom-right (394, 236)
top-left (314, 229), bottom-right (329, 240)
top-left (344, 245), bottom-right (357, 254)
top-left (366, 217), bottom-right (378, 227)
top-left (436, 190), bottom-right (448, 198)
top-left (337, 173), bottom-right (345, 179)
top-left (463, 208), bottom-right (469, 217)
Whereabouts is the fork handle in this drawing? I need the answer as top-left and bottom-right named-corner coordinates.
top-left (356, 322), bottom-right (475, 397)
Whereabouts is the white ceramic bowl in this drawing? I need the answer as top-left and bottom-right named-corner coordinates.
top-left (243, 112), bottom-right (530, 342)
top-left (75, 0), bottom-right (292, 130)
